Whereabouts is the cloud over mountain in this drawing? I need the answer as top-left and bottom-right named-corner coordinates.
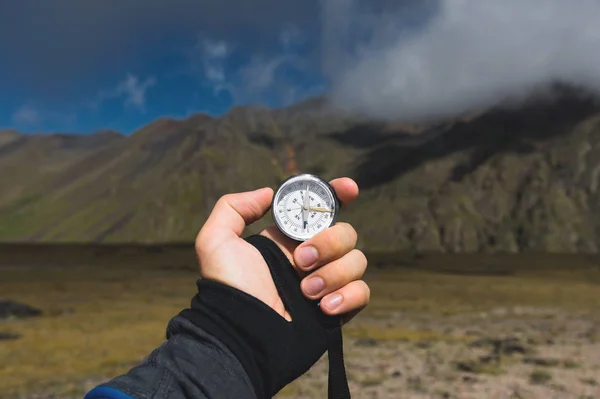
top-left (324, 0), bottom-right (600, 121)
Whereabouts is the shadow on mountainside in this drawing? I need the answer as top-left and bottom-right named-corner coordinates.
top-left (331, 89), bottom-right (600, 189)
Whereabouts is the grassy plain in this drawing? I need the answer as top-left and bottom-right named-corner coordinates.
top-left (1, 244), bottom-right (600, 398)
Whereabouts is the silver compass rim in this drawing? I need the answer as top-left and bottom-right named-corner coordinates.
top-left (271, 173), bottom-right (340, 242)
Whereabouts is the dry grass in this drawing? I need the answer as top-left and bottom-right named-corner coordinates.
top-left (344, 326), bottom-right (469, 343)
top-left (364, 254), bottom-right (600, 316)
top-left (0, 267), bottom-right (196, 398)
top-left (1, 247), bottom-right (600, 398)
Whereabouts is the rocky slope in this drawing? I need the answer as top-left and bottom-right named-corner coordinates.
top-left (2, 90), bottom-right (600, 252)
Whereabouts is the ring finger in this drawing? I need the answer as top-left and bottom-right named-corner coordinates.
top-left (322, 280), bottom-right (371, 323)
top-left (300, 249), bottom-right (367, 300)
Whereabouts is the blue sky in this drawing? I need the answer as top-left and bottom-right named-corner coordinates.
top-left (0, 1), bottom-right (328, 134)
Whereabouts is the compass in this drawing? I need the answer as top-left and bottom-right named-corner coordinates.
top-left (272, 174), bottom-right (340, 242)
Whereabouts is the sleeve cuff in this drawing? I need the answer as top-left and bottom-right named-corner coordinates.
top-left (84, 386), bottom-right (136, 399)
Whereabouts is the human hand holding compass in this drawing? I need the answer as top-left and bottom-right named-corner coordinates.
top-left (193, 174), bottom-right (366, 398)
top-left (195, 175), bottom-right (369, 324)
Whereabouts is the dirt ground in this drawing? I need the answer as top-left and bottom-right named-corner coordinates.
top-left (14, 308), bottom-right (600, 399)
top-left (1, 247), bottom-right (600, 399)
top-left (278, 308), bottom-right (600, 399)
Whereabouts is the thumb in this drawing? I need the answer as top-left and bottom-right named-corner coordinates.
top-left (196, 187), bottom-right (274, 254)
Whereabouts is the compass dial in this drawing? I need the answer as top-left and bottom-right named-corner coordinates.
top-left (272, 174), bottom-right (340, 242)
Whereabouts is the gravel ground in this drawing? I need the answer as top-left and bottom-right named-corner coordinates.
top-left (277, 308), bottom-right (600, 399)
top-left (14, 307), bottom-right (600, 399)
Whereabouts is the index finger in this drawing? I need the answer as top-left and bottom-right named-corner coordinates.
top-left (259, 177), bottom-right (359, 267)
top-left (328, 177), bottom-right (359, 207)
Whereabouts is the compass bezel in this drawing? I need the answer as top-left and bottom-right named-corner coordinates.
top-left (271, 173), bottom-right (340, 242)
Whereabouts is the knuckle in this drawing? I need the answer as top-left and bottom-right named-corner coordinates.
top-left (334, 254), bottom-right (359, 284)
top-left (353, 249), bottom-right (368, 266)
top-left (219, 193), bottom-right (234, 207)
top-left (359, 280), bottom-right (371, 305)
top-left (320, 223), bottom-right (357, 255)
top-left (337, 222), bottom-right (357, 245)
top-left (195, 229), bottom-right (210, 257)
top-left (345, 250), bottom-right (367, 280)
top-left (246, 197), bottom-right (263, 221)
top-left (334, 262), bottom-right (352, 285)
top-left (354, 280), bottom-right (371, 307)
top-left (195, 229), bottom-right (206, 250)
top-left (345, 223), bottom-right (359, 245)
top-left (319, 228), bottom-right (344, 254)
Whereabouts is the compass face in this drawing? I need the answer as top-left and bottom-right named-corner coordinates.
top-left (272, 174), bottom-right (340, 242)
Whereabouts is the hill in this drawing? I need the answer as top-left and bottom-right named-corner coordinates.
top-left (2, 89), bottom-right (600, 252)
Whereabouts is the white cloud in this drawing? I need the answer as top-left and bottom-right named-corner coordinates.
top-left (205, 66), bottom-right (226, 84)
top-left (322, 0), bottom-right (600, 122)
top-left (238, 55), bottom-right (290, 93)
top-left (12, 104), bottom-right (40, 126)
top-left (279, 24), bottom-right (303, 50)
top-left (118, 74), bottom-right (156, 110)
top-left (202, 38), bottom-right (230, 59)
top-left (192, 37), bottom-right (231, 90)
top-left (95, 74), bottom-right (156, 112)
top-left (191, 32), bottom-right (318, 107)
top-left (10, 104), bottom-right (77, 130)
top-left (231, 53), bottom-right (322, 106)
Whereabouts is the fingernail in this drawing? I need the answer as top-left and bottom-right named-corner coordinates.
top-left (323, 294), bottom-right (343, 310)
top-left (303, 276), bottom-right (325, 296)
top-left (296, 246), bottom-right (318, 269)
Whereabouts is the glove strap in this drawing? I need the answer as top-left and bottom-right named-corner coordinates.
top-left (326, 325), bottom-right (351, 398)
top-left (245, 235), bottom-right (351, 399)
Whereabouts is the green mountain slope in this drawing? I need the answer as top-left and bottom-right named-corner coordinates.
top-left (2, 91), bottom-right (600, 252)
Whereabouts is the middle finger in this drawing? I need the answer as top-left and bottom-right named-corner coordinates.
top-left (293, 222), bottom-right (358, 271)
top-left (300, 249), bottom-right (367, 300)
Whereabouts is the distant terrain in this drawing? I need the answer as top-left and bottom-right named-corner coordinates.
top-left (3, 86), bottom-right (600, 252)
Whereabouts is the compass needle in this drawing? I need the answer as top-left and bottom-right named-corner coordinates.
top-left (302, 183), bottom-right (310, 231)
top-left (309, 207), bottom-right (334, 213)
top-left (272, 174), bottom-right (340, 242)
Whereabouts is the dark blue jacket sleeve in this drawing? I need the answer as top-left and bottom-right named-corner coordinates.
top-left (83, 316), bottom-right (257, 399)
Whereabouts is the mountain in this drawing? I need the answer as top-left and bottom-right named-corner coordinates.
top-left (2, 89), bottom-right (600, 252)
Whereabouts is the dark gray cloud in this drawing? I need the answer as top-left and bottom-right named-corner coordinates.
top-left (325, 0), bottom-right (600, 121)
top-left (0, 0), bottom-right (320, 95)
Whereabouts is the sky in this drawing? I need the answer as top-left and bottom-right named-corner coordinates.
top-left (1, 1), bottom-right (600, 135)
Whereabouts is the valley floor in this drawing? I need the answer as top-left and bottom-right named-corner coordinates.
top-left (1, 246), bottom-right (599, 399)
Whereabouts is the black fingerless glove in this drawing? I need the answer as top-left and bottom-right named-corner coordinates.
top-left (171, 234), bottom-right (350, 399)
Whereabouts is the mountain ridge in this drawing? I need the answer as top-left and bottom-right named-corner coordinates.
top-left (3, 89), bottom-right (600, 253)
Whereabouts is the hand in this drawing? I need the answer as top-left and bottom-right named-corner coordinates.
top-left (195, 177), bottom-right (369, 324)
